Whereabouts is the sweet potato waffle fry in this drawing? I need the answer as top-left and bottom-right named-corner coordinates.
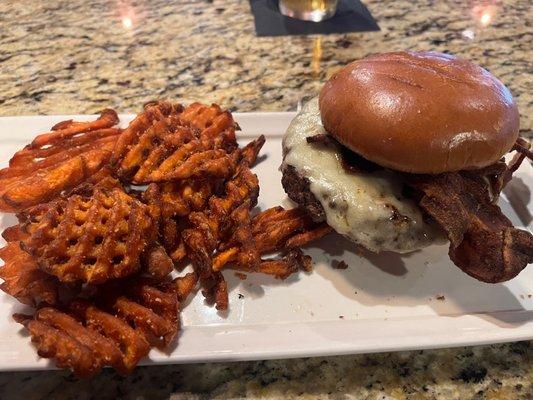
top-left (183, 161), bottom-right (261, 310)
top-left (3, 224), bottom-right (195, 377)
top-left (112, 101), bottom-right (238, 183)
top-left (12, 274), bottom-right (193, 377)
top-left (183, 135), bottom-right (329, 309)
top-left (0, 100), bottom-right (330, 377)
top-left (251, 206), bottom-right (333, 254)
top-left (0, 110), bottom-right (120, 212)
top-left (142, 244), bottom-right (174, 281)
top-left (20, 178), bottom-right (157, 284)
top-left (0, 226), bottom-right (64, 307)
top-left (143, 179), bottom-right (215, 261)
top-left (214, 206), bottom-right (332, 276)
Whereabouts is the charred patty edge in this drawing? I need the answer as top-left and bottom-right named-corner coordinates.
top-left (281, 164), bottom-right (326, 223)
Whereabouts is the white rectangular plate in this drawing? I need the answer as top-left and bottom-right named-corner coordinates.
top-left (0, 113), bottom-right (531, 372)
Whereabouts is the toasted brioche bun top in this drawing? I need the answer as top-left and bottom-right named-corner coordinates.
top-left (318, 51), bottom-right (520, 174)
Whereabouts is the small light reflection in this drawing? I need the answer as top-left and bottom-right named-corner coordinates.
top-left (116, 1), bottom-right (142, 31)
top-left (122, 16), bottom-right (133, 29)
top-left (461, 2), bottom-right (499, 42)
top-left (471, 3), bottom-right (498, 28)
top-left (480, 11), bottom-right (492, 26)
top-left (311, 37), bottom-right (322, 78)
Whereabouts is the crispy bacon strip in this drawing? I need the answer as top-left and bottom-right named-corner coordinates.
top-left (405, 169), bottom-right (533, 283)
top-left (512, 137), bottom-right (533, 159)
top-left (501, 137), bottom-right (533, 188)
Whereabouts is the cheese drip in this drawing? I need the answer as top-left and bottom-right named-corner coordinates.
top-left (282, 98), bottom-right (445, 253)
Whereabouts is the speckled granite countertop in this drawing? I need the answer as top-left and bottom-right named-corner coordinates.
top-left (0, 342), bottom-right (530, 400)
top-left (0, 0), bottom-right (531, 399)
top-left (0, 0), bottom-right (531, 134)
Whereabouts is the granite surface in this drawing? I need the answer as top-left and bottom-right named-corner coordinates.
top-left (0, 0), bottom-right (532, 399)
top-left (0, 0), bottom-right (531, 134)
top-left (0, 342), bottom-right (531, 400)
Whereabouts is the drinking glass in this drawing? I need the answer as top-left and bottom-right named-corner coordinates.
top-left (279, 0), bottom-right (338, 22)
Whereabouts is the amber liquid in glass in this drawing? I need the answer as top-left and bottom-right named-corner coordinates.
top-left (279, 0), bottom-right (338, 22)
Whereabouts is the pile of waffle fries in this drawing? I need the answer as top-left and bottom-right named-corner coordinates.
top-left (0, 101), bottom-right (330, 376)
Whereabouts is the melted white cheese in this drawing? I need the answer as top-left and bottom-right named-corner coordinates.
top-left (282, 98), bottom-right (445, 253)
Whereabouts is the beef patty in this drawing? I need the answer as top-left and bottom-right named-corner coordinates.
top-left (281, 164), bottom-right (326, 223)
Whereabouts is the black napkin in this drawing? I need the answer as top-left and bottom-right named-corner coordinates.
top-left (249, 0), bottom-right (380, 37)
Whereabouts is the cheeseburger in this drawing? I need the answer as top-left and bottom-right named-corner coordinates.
top-left (281, 51), bottom-right (532, 283)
